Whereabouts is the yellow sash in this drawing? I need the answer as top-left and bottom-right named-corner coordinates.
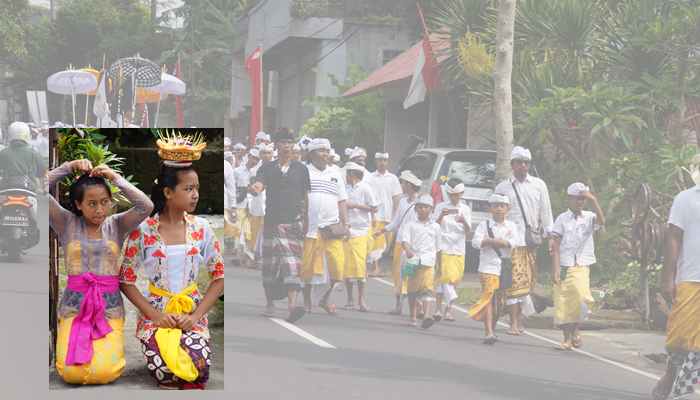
top-left (149, 282), bottom-right (199, 382)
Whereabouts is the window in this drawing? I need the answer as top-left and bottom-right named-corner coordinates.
top-left (438, 152), bottom-right (496, 188)
top-left (399, 152), bottom-right (437, 181)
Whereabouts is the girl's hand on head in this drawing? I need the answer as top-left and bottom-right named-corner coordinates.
top-left (90, 164), bottom-right (118, 181)
top-left (70, 159), bottom-right (93, 174)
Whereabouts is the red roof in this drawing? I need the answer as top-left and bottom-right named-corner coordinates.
top-left (343, 34), bottom-right (450, 98)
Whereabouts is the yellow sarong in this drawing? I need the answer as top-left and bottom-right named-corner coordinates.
top-left (553, 265), bottom-right (594, 326)
top-left (438, 254), bottom-right (465, 285)
top-left (666, 282), bottom-right (700, 352)
top-left (344, 235), bottom-right (369, 280)
top-left (392, 242), bottom-right (408, 295)
top-left (56, 317), bottom-right (125, 385)
top-left (468, 273), bottom-right (500, 321)
top-left (508, 247), bottom-right (535, 299)
top-left (149, 282), bottom-right (199, 382)
top-left (407, 266), bottom-right (435, 296)
top-left (247, 215), bottom-right (264, 253)
top-left (368, 221), bottom-right (387, 262)
top-left (301, 237), bottom-right (345, 282)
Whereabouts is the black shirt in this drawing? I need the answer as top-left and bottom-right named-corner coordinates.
top-left (257, 159), bottom-right (310, 232)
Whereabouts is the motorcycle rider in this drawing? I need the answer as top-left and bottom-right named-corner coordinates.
top-left (0, 121), bottom-right (47, 220)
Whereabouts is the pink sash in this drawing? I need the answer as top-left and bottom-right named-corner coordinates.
top-left (64, 272), bottom-right (120, 365)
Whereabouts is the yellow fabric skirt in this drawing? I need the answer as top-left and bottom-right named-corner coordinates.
top-left (438, 254), bottom-right (465, 285)
top-left (391, 242), bottom-right (408, 295)
top-left (55, 317), bottom-right (125, 385)
top-left (368, 221), bottom-right (387, 262)
top-left (344, 235), bottom-right (369, 280)
top-left (553, 265), bottom-right (594, 326)
top-left (407, 267), bottom-right (435, 296)
top-left (468, 273), bottom-right (500, 321)
top-left (507, 247), bottom-right (535, 299)
top-left (301, 237), bottom-right (345, 283)
top-left (247, 215), bottom-right (264, 252)
top-left (666, 282), bottom-right (700, 353)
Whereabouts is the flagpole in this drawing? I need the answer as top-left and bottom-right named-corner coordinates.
top-left (259, 44), bottom-right (264, 137)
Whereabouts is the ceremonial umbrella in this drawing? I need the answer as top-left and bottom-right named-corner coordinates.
top-left (107, 55), bottom-right (161, 124)
top-left (47, 68), bottom-right (98, 126)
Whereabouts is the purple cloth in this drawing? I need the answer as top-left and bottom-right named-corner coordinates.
top-left (65, 273), bottom-right (120, 365)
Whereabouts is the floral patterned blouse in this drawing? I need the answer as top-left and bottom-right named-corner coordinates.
top-left (119, 213), bottom-right (224, 342)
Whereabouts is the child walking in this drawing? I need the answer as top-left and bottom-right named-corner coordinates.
top-left (469, 194), bottom-right (517, 344)
top-left (399, 194), bottom-right (440, 329)
top-left (551, 183), bottom-right (605, 350)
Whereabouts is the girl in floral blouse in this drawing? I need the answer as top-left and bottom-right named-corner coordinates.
top-left (119, 163), bottom-right (224, 390)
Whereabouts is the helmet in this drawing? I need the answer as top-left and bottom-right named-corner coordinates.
top-left (7, 122), bottom-right (30, 143)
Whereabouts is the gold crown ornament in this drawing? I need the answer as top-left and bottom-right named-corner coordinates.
top-left (156, 130), bottom-right (207, 167)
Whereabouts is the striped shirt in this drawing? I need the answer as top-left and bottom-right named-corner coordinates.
top-left (306, 163), bottom-right (347, 239)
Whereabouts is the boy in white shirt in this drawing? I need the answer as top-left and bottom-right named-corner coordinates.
top-left (367, 152), bottom-right (403, 277)
top-left (433, 179), bottom-right (472, 322)
top-left (400, 193), bottom-right (440, 329)
top-left (469, 194), bottom-right (518, 344)
top-left (551, 183), bottom-right (605, 350)
top-left (343, 162), bottom-right (378, 311)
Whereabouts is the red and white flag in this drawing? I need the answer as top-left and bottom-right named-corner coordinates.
top-left (403, 3), bottom-right (439, 109)
top-left (246, 46), bottom-right (263, 146)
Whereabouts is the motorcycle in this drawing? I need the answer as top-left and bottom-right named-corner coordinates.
top-left (0, 178), bottom-right (40, 261)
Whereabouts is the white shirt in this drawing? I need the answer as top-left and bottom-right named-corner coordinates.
top-left (494, 174), bottom-right (554, 246)
top-left (165, 244), bottom-right (188, 294)
top-left (472, 218), bottom-right (518, 276)
top-left (369, 170), bottom-right (402, 223)
top-left (224, 159), bottom-right (236, 209)
top-left (233, 165), bottom-right (254, 208)
top-left (306, 163), bottom-right (348, 239)
top-left (399, 219), bottom-right (441, 268)
top-left (385, 195), bottom-right (418, 238)
top-left (346, 181), bottom-right (378, 237)
top-left (432, 200), bottom-right (472, 255)
top-left (668, 185), bottom-right (700, 283)
top-left (551, 210), bottom-right (600, 267)
top-left (247, 190), bottom-right (266, 217)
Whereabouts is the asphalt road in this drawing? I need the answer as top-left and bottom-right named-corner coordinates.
top-left (227, 265), bottom-right (659, 400)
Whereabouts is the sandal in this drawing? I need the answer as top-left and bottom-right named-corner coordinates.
top-left (433, 313), bottom-right (443, 322)
top-left (556, 341), bottom-right (573, 351)
top-left (572, 335), bottom-right (582, 348)
top-left (358, 304), bottom-right (369, 312)
top-left (286, 306), bottom-right (306, 323)
top-left (409, 319), bottom-right (418, 327)
top-left (506, 329), bottom-right (521, 336)
top-left (483, 335), bottom-right (497, 345)
top-left (319, 302), bottom-right (337, 315)
top-left (421, 317), bottom-right (435, 330)
top-left (444, 313), bottom-right (455, 322)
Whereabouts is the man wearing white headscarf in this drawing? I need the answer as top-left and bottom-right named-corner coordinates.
top-left (653, 154), bottom-right (700, 400)
top-left (551, 182), bottom-right (605, 350)
top-left (302, 138), bottom-right (349, 314)
top-left (432, 178), bottom-right (472, 321)
top-left (494, 146), bottom-right (554, 335)
top-left (367, 152), bottom-right (403, 276)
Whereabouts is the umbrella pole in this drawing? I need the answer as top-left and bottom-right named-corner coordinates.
top-left (154, 93), bottom-right (161, 128)
top-left (71, 86), bottom-right (76, 127)
top-left (84, 94), bottom-right (89, 125)
top-left (131, 72), bottom-right (137, 125)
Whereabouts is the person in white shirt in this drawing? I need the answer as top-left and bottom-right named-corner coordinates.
top-left (233, 143), bottom-right (247, 168)
top-left (224, 158), bottom-right (237, 254)
top-left (343, 162), bottom-right (378, 311)
top-left (258, 143), bottom-right (274, 163)
top-left (302, 138), bottom-right (349, 314)
top-left (247, 151), bottom-right (268, 268)
top-left (400, 193), bottom-right (440, 329)
top-left (233, 149), bottom-right (261, 266)
top-left (551, 183), bottom-right (605, 350)
top-left (494, 146), bottom-right (554, 335)
top-left (375, 170), bottom-right (422, 315)
top-left (653, 154), bottom-right (700, 400)
top-left (432, 179), bottom-right (472, 322)
top-left (367, 152), bottom-right (403, 277)
top-left (469, 194), bottom-right (518, 344)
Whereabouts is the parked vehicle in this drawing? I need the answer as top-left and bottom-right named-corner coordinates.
top-left (0, 186), bottom-right (40, 262)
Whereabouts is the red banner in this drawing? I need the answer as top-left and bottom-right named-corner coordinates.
top-left (245, 47), bottom-right (263, 147)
